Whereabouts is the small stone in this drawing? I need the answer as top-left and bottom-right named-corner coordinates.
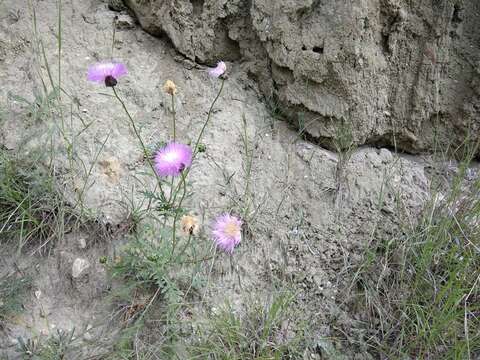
top-left (72, 258), bottom-right (90, 278)
top-left (34, 290), bottom-right (42, 299)
top-left (379, 148), bottom-right (393, 162)
top-left (115, 14), bottom-right (135, 29)
top-left (39, 308), bottom-right (47, 318)
top-left (77, 238), bottom-right (87, 249)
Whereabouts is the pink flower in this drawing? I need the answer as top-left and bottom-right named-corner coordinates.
top-left (87, 62), bottom-right (127, 87)
top-left (208, 61), bottom-right (226, 78)
top-left (154, 142), bottom-right (192, 177)
top-left (212, 213), bottom-right (242, 253)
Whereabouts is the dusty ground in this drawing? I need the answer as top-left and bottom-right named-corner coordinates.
top-left (0, 0), bottom-right (472, 358)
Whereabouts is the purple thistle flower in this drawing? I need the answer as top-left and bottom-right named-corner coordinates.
top-left (208, 61), bottom-right (226, 78)
top-left (212, 213), bottom-right (242, 254)
top-left (154, 142), bottom-right (192, 177)
top-left (87, 62), bottom-right (127, 87)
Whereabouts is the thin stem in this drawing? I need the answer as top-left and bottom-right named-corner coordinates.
top-left (168, 78), bottom-right (226, 199)
top-left (167, 93), bottom-right (178, 205)
top-left (171, 233), bottom-right (193, 264)
top-left (192, 78), bottom-right (225, 157)
top-left (178, 255), bottom-right (215, 265)
top-left (171, 93), bottom-right (176, 141)
top-left (111, 16), bottom-right (117, 60)
top-left (57, 0), bottom-right (62, 100)
top-left (241, 114), bottom-right (252, 220)
top-left (167, 176), bottom-right (175, 204)
top-left (112, 87), bottom-right (166, 201)
top-left (171, 171), bottom-right (188, 257)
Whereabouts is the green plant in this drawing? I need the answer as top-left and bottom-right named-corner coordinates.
top-left (38, 328), bottom-right (76, 360)
top-left (0, 150), bottom-right (64, 253)
top-left (264, 95), bottom-right (286, 133)
top-left (0, 272), bottom-right (32, 326)
top-left (7, 90), bottom-right (59, 125)
top-left (351, 146), bottom-right (480, 359)
top-left (332, 117), bottom-right (355, 207)
top-left (16, 336), bottom-right (41, 359)
top-left (110, 220), bottom-right (211, 297)
top-left (16, 329), bottom-right (77, 360)
top-left (188, 291), bottom-right (307, 359)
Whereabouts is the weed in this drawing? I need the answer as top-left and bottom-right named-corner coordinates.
top-left (16, 329), bottom-right (77, 360)
top-left (0, 150), bottom-right (64, 253)
top-left (16, 337), bottom-right (41, 358)
top-left (264, 95), bottom-right (286, 133)
top-left (332, 118), bottom-right (355, 209)
top-left (0, 272), bottom-right (32, 327)
top-left (350, 146), bottom-right (480, 359)
top-left (110, 221), bottom-right (211, 296)
top-left (188, 291), bottom-right (307, 359)
top-left (7, 90), bottom-right (59, 125)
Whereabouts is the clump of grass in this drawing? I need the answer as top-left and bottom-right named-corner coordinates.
top-left (7, 89), bottom-right (59, 125)
top-left (188, 291), bottom-right (307, 359)
top-left (0, 150), bottom-right (64, 253)
top-left (0, 272), bottom-right (32, 327)
top-left (16, 328), bottom-right (77, 359)
top-left (104, 290), bottom-right (307, 359)
top-left (332, 117), bottom-right (354, 158)
top-left (38, 329), bottom-right (77, 360)
top-left (105, 220), bottom-right (212, 353)
top-left (350, 147), bottom-right (480, 358)
top-left (264, 95), bottom-right (286, 131)
top-left (332, 118), bottom-right (355, 211)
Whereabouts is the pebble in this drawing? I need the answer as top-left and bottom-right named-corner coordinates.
top-left (34, 290), bottom-right (42, 299)
top-left (77, 237), bottom-right (87, 249)
top-left (72, 258), bottom-right (90, 278)
top-left (115, 14), bottom-right (135, 29)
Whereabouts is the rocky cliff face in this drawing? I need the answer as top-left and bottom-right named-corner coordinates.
top-left (124, 0), bottom-right (480, 154)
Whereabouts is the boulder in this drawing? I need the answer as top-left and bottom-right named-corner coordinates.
top-left (125, 0), bottom-right (480, 154)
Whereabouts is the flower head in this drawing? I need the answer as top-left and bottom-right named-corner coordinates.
top-left (87, 62), bottom-right (127, 87)
top-left (154, 142), bottom-right (192, 177)
top-left (181, 215), bottom-right (200, 236)
top-left (212, 213), bottom-right (242, 253)
top-left (208, 61), bottom-right (226, 78)
top-left (163, 80), bottom-right (177, 95)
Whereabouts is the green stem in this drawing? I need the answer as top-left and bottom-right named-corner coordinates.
top-left (178, 255), bottom-right (215, 265)
top-left (168, 79), bottom-right (226, 200)
top-left (171, 93), bottom-right (176, 141)
top-left (168, 79), bottom-right (225, 255)
top-left (111, 16), bottom-right (116, 60)
top-left (171, 171), bottom-right (188, 257)
top-left (173, 233), bottom-right (192, 263)
top-left (167, 176), bottom-right (175, 204)
top-left (57, 0), bottom-right (62, 100)
top-left (166, 93), bottom-right (177, 205)
top-left (192, 78), bottom-right (225, 157)
top-left (242, 114), bottom-right (252, 219)
top-left (112, 87), bottom-right (166, 201)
